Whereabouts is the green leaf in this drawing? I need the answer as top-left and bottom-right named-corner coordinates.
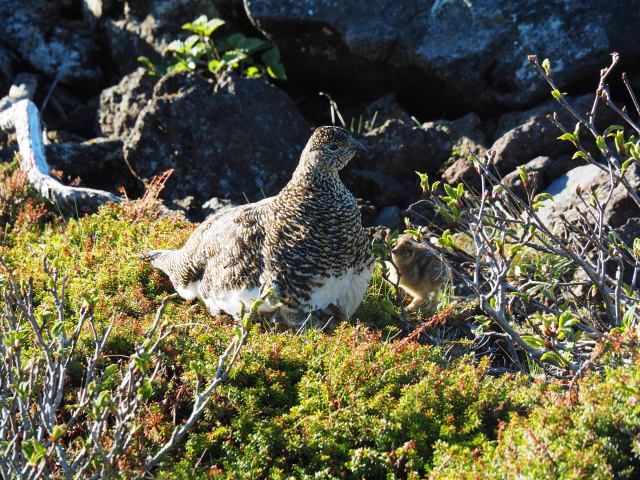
top-left (551, 89), bottom-right (562, 101)
top-left (208, 59), bottom-right (224, 74)
top-left (51, 424), bottom-right (67, 442)
top-left (509, 244), bottom-right (524, 257)
top-left (604, 124), bottom-right (624, 137)
top-left (184, 34), bottom-right (200, 52)
top-left (416, 171), bottom-right (429, 192)
top-left (541, 58), bottom-right (551, 75)
top-left (517, 165), bottom-right (527, 184)
top-left (372, 244), bottom-right (388, 258)
top-left (137, 56), bottom-right (156, 74)
top-left (381, 299), bottom-right (396, 315)
top-left (239, 37), bottom-right (267, 53)
top-left (165, 39), bottom-right (186, 54)
top-left (261, 46), bottom-right (281, 66)
top-left (182, 15), bottom-right (208, 34)
top-left (266, 62), bottom-right (287, 80)
top-left (95, 390), bottom-right (112, 411)
top-left (521, 335), bottom-right (545, 349)
top-left (204, 18), bottom-right (226, 36)
top-left (533, 192), bottom-right (553, 202)
top-left (404, 229), bottom-right (421, 240)
top-left (223, 33), bottom-right (247, 50)
top-left (573, 122), bottom-right (580, 138)
top-left (572, 150), bottom-right (589, 161)
top-left (541, 351), bottom-right (567, 366)
top-left (623, 305), bottom-right (637, 327)
top-left (443, 183), bottom-right (456, 199)
top-left (596, 136), bottom-right (606, 152)
top-left (244, 65), bottom-right (262, 78)
top-left (614, 131), bottom-right (625, 154)
top-left (222, 50), bottom-right (248, 67)
top-left (557, 132), bottom-right (576, 143)
top-left (22, 439), bottom-right (46, 466)
top-left (137, 378), bottom-right (154, 401)
top-left (250, 298), bottom-right (264, 314)
top-left (558, 311), bottom-right (578, 329)
top-left (102, 364), bottom-right (119, 380)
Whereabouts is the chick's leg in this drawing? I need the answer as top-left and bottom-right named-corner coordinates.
top-left (406, 296), bottom-right (426, 311)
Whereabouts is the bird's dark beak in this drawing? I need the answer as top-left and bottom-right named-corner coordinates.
top-left (353, 139), bottom-right (367, 153)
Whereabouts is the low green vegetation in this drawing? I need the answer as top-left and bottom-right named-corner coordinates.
top-left (139, 15), bottom-right (287, 81)
top-left (0, 159), bottom-right (638, 478)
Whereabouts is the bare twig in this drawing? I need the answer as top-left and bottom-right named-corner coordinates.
top-left (0, 74), bottom-right (121, 215)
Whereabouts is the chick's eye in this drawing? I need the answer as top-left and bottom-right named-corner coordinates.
top-left (327, 144), bottom-right (339, 152)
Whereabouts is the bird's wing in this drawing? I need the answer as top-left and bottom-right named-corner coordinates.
top-left (196, 197), bottom-right (272, 295)
top-left (147, 198), bottom-right (272, 296)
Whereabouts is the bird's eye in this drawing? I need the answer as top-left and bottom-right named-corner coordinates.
top-left (327, 144), bottom-right (339, 152)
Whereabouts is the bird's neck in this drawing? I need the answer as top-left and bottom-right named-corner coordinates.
top-left (290, 162), bottom-right (341, 185)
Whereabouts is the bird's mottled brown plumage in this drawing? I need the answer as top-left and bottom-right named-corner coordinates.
top-left (386, 233), bottom-right (450, 311)
top-left (145, 126), bottom-right (374, 330)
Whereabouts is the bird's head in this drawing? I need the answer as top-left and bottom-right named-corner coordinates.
top-left (300, 126), bottom-right (366, 172)
top-left (391, 234), bottom-right (419, 265)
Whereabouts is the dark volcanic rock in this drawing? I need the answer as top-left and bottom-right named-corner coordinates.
top-left (423, 112), bottom-right (487, 169)
top-left (92, 0), bottom-right (222, 75)
top-left (441, 158), bottom-right (479, 191)
top-left (491, 94), bottom-right (619, 174)
top-left (616, 217), bottom-right (640, 253)
top-left (374, 206), bottom-right (403, 230)
top-left (360, 94), bottom-right (414, 129)
top-left (442, 94), bottom-right (614, 191)
top-left (244, 0), bottom-right (640, 112)
top-left (0, 1), bottom-right (102, 89)
top-left (0, 43), bottom-right (15, 95)
top-left (344, 168), bottom-right (410, 208)
top-left (352, 119), bottom-right (451, 181)
top-left (123, 72), bottom-right (310, 218)
top-left (99, 68), bottom-right (155, 139)
top-left (46, 138), bottom-right (137, 193)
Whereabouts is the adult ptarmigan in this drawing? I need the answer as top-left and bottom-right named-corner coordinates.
top-left (145, 126), bottom-right (374, 330)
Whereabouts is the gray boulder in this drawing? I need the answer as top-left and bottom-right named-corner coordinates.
top-left (424, 112), bottom-right (487, 171)
top-left (538, 163), bottom-right (640, 232)
top-left (244, 0), bottom-right (640, 112)
top-left (502, 155), bottom-right (575, 199)
top-left (123, 72), bottom-right (310, 219)
top-left (0, 0), bottom-right (102, 88)
top-left (490, 94), bottom-right (618, 176)
top-left (99, 68), bottom-right (155, 139)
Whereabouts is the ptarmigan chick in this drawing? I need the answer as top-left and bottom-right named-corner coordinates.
top-left (385, 234), bottom-right (450, 311)
top-left (144, 126), bottom-right (373, 331)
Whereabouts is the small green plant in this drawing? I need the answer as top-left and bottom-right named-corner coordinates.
top-left (139, 15), bottom-right (286, 81)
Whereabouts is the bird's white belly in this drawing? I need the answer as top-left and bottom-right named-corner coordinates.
top-left (202, 286), bottom-right (265, 318)
top-left (309, 264), bottom-right (374, 318)
top-left (175, 281), bottom-right (201, 301)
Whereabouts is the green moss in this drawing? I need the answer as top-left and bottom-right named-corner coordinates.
top-left (1, 199), bottom-right (638, 479)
